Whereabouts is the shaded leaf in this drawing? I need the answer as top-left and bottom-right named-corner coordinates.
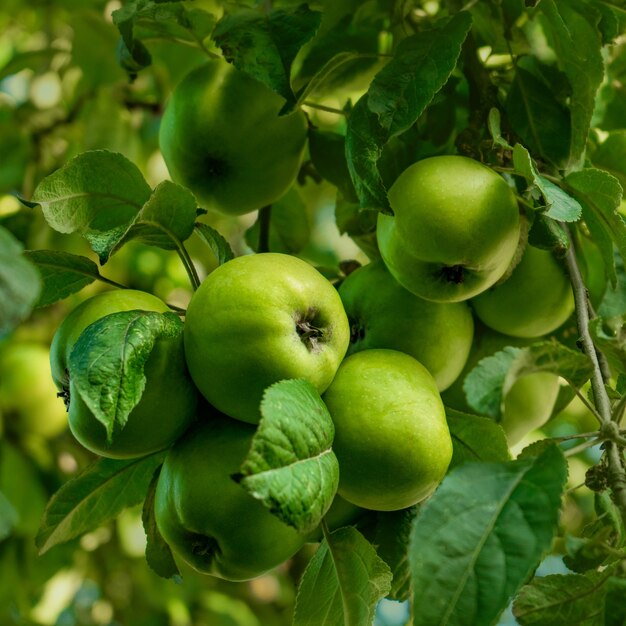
top-left (446, 408), bottom-right (510, 468)
top-left (194, 223), bottom-right (235, 266)
top-left (142, 465), bottom-right (181, 582)
top-left (293, 526), bottom-right (392, 626)
top-left (513, 569), bottom-right (614, 625)
top-left (36, 451), bottom-right (166, 554)
top-left (213, 5), bottom-right (322, 105)
top-left (24, 250), bottom-right (100, 307)
top-left (411, 445), bottom-right (568, 626)
top-left (0, 226), bottom-right (41, 338)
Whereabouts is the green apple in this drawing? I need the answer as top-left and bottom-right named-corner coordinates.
top-left (159, 58), bottom-right (308, 216)
top-left (472, 244), bottom-right (574, 338)
top-left (184, 253), bottom-right (350, 424)
top-left (50, 289), bottom-right (197, 459)
top-left (0, 342), bottom-right (67, 438)
top-left (154, 415), bottom-right (307, 581)
top-left (323, 349), bottom-right (452, 511)
top-left (338, 260), bottom-right (474, 391)
top-left (377, 155), bottom-right (521, 302)
top-left (441, 324), bottom-right (561, 446)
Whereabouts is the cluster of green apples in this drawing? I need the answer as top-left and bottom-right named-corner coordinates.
top-left (47, 59), bottom-right (576, 583)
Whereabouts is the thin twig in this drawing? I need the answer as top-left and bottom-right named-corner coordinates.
top-left (302, 101), bottom-right (349, 116)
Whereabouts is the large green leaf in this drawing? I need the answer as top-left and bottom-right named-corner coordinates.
top-left (410, 445), bottom-right (568, 626)
top-left (236, 379), bottom-right (339, 534)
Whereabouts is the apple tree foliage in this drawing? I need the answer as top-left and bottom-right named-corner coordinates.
top-left (1, 0), bottom-right (626, 624)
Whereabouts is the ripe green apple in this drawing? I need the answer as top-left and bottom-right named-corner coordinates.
top-left (50, 289), bottom-right (197, 459)
top-left (472, 244), bottom-right (574, 338)
top-left (323, 349), bottom-right (452, 511)
top-left (159, 58), bottom-right (308, 216)
top-left (0, 342), bottom-right (67, 438)
top-left (441, 324), bottom-right (561, 446)
top-left (184, 253), bottom-right (350, 424)
top-left (377, 155), bottom-right (521, 302)
top-left (154, 415), bottom-right (307, 581)
top-left (338, 260), bottom-right (474, 391)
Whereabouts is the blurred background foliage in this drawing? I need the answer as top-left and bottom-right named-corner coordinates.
top-left (0, 0), bottom-right (622, 624)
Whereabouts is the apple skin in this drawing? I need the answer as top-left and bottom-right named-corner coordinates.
top-left (183, 253), bottom-right (350, 424)
top-left (377, 155), bottom-right (521, 303)
top-left (159, 59), bottom-right (308, 216)
top-left (322, 349), bottom-right (452, 511)
top-left (154, 415), bottom-right (308, 581)
top-left (338, 260), bottom-right (474, 391)
top-left (0, 342), bottom-right (67, 438)
top-left (441, 324), bottom-right (560, 446)
top-left (471, 245), bottom-right (574, 338)
top-left (50, 290), bottom-right (197, 459)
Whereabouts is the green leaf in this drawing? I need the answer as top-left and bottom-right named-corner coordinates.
top-left (112, 0), bottom-right (216, 74)
top-left (591, 130), bottom-right (626, 192)
top-left (293, 526), bottom-right (392, 626)
top-left (0, 441), bottom-right (48, 537)
top-left (513, 569), bottom-right (614, 625)
top-left (370, 507), bottom-right (418, 602)
top-left (142, 465), bottom-right (181, 582)
top-left (367, 12), bottom-right (471, 136)
top-left (68, 310), bottom-right (183, 444)
top-left (213, 5), bottom-right (322, 105)
top-left (36, 451), bottom-right (166, 554)
top-left (565, 168), bottom-right (626, 283)
top-left (193, 223), bottom-right (235, 266)
top-left (487, 108), bottom-right (513, 150)
top-left (245, 189), bottom-right (311, 255)
top-left (505, 65), bottom-right (570, 166)
top-left (464, 341), bottom-right (592, 419)
top-left (599, 250), bottom-right (626, 319)
top-left (236, 379), bottom-right (339, 535)
top-left (589, 317), bottom-right (626, 376)
top-left (0, 491), bottom-right (18, 541)
top-left (0, 226), bottom-right (41, 338)
top-left (97, 180), bottom-right (198, 263)
top-left (23, 250), bottom-right (100, 307)
top-left (512, 144), bottom-right (582, 222)
top-left (410, 444), bottom-right (568, 626)
top-left (446, 408), bottom-right (510, 468)
top-left (538, 0), bottom-right (605, 170)
top-left (31, 150), bottom-right (151, 259)
top-left (346, 12), bottom-right (471, 212)
top-left (308, 129), bottom-right (356, 199)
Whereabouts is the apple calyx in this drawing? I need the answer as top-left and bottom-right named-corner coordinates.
top-left (295, 311), bottom-right (325, 351)
top-left (439, 264), bottom-right (465, 285)
top-left (348, 319), bottom-right (366, 345)
top-left (203, 154), bottom-right (230, 179)
top-left (189, 533), bottom-right (220, 560)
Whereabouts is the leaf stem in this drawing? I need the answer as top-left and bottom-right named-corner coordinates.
top-left (566, 382), bottom-right (605, 424)
top-left (176, 243), bottom-right (201, 291)
top-left (302, 101), bottom-right (349, 116)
